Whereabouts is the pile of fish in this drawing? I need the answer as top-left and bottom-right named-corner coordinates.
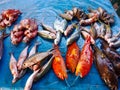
top-left (0, 9), bottom-right (21, 30)
top-left (10, 19), bottom-right (38, 45)
top-left (1, 6), bottom-right (118, 90)
top-left (37, 7), bottom-right (120, 90)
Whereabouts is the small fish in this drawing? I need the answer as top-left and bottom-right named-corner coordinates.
top-left (54, 31), bottom-right (61, 45)
top-left (60, 13), bottom-right (73, 21)
top-left (79, 13), bottom-right (99, 25)
top-left (0, 33), bottom-right (9, 60)
top-left (81, 28), bottom-right (95, 44)
top-left (101, 40), bottom-right (120, 76)
top-left (34, 56), bottom-right (54, 82)
top-left (40, 22), bottom-right (56, 34)
top-left (107, 31), bottom-right (120, 43)
top-left (64, 23), bottom-right (75, 36)
top-left (66, 28), bottom-right (80, 46)
top-left (12, 69), bottom-right (27, 84)
top-left (9, 53), bottom-right (19, 84)
top-left (28, 42), bottom-right (41, 71)
top-left (38, 30), bottom-right (56, 40)
top-left (22, 50), bottom-right (53, 69)
top-left (93, 45), bottom-right (118, 90)
top-left (90, 25), bottom-right (98, 39)
top-left (28, 42), bottom-right (40, 57)
top-left (54, 19), bottom-right (67, 33)
top-left (109, 40), bottom-right (120, 49)
top-left (24, 69), bottom-right (40, 90)
top-left (100, 23), bottom-right (106, 36)
top-left (104, 24), bottom-right (112, 40)
top-left (17, 45), bottom-right (29, 70)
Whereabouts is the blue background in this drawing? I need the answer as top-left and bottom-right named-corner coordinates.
top-left (0, 0), bottom-right (120, 90)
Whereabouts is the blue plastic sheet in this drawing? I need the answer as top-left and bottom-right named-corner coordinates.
top-left (0, 0), bottom-right (120, 90)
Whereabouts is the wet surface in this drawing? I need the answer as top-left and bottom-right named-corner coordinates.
top-left (0, 0), bottom-right (120, 90)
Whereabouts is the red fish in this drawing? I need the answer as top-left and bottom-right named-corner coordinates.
top-left (52, 45), bottom-right (68, 80)
top-left (75, 36), bottom-right (93, 78)
top-left (66, 42), bottom-right (80, 73)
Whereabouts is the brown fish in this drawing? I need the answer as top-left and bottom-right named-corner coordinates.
top-left (22, 50), bottom-right (53, 69)
top-left (93, 45), bottom-right (118, 90)
top-left (0, 33), bottom-right (9, 60)
top-left (101, 40), bottom-right (120, 76)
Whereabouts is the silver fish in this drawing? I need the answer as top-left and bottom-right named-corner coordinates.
top-left (17, 45), bottom-right (29, 70)
top-left (41, 22), bottom-right (56, 34)
top-left (34, 56), bottom-right (54, 82)
top-left (66, 28), bottom-right (80, 46)
top-left (109, 40), bottom-right (120, 49)
top-left (54, 31), bottom-right (61, 45)
top-left (54, 18), bottom-right (67, 33)
top-left (38, 30), bottom-right (56, 40)
top-left (24, 69), bottom-right (40, 90)
top-left (9, 53), bottom-right (19, 84)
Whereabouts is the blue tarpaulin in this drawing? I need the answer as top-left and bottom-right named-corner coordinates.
top-left (0, 0), bottom-right (120, 90)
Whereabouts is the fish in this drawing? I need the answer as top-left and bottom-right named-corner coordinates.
top-left (79, 13), bottom-right (99, 25)
top-left (34, 56), bottom-right (54, 82)
top-left (9, 53), bottom-right (19, 84)
top-left (28, 42), bottom-right (40, 57)
top-left (54, 19), bottom-right (67, 33)
top-left (0, 33), bottom-right (9, 60)
top-left (17, 45), bottom-right (29, 70)
top-left (24, 69), bottom-right (40, 90)
top-left (80, 28), bottom-right (95, 44)
top-left (75, 36), bottom-right (93, 78)
top-left (28, 42), bottom-right (41, 71)
top-left (38, 30), bottom-right (56, 40)
top-left (40, 22), bottom-right (56, 34)
top-left (101, 40), bottom-right (120, 76)
top-left (66, 42), bottom-right (80, 73)
top-left (60, 13), bottom-right (73, 21)
top-left (22, 50), bottom-right (53, 69)
top-left (107, 31), bottom-right (120, 43)
top-left (93, 45), bottom-right (118, 90)
top-left (64, 23), bottom-right (76, 36)
top-left (109, 40), bottom-right (120, 49)
top-left (66, 28), bottom-right (80, 46)
top-left (52, 45), bottom-right (68, 80)
top-left (54, 31), bottom-right (61, 45)
top-left (104, 24), bottom-right (112, 40)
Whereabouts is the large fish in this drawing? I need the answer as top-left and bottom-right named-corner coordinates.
top-left (93, 45), bottom-right (118, 90)
top-left (101, 40), bottom-right (120, 76)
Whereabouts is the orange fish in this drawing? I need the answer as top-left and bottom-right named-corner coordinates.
top-left (66, 42), bottom-right (80, 73)
top-left (52, 45), bottom-right (68, 80)
top-left (75, 36), bottom-right (93, 78)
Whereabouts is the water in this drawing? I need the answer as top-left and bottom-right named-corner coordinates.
top-left (0, 0), bottom-right (120, 90)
